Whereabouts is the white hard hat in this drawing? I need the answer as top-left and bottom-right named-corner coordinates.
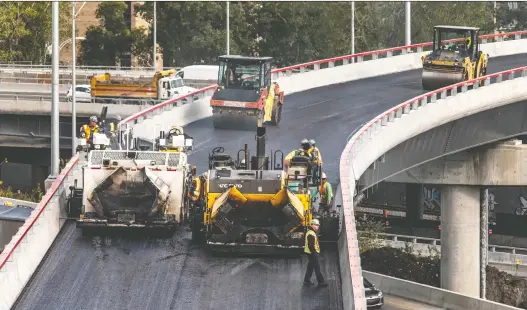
top-left (311, 219), bottom-right (320, 226)
top-left (321, 172), bottom-right (327, 179)
top-left (301, 138), bottom-right (309, 144)
top-left (309, 139), bottom-right (315, 145)
top-left (89, 115), bottom-right (98, 123)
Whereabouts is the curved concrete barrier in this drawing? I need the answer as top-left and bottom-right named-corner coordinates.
top-left (0, 30), bottom-right (526, 310)
top-left (342, 68), bottom-right (527, 309)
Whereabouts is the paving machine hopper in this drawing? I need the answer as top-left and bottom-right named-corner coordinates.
top-left (192, 127), bottom-right (313, 254)
top-left (210, 56), bottom-right (284, 131)
top-left (76, 150), bottom-right (193, 234)
top-left (421, 25), bottom-right (488, 90)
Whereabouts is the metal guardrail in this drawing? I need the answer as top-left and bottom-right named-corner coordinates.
top-left (0, 93), bottom-right (167, 106)
top-left (376, 232), bottom-right (527, 255)
top-left (0, 29), bottom-right (526, 310)
top-left (0, 64), bottom-right (182, 72)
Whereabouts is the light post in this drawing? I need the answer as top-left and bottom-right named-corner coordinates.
top-left (351, 1), bottom-right (355, 58)
top-left (405, 1), bottom-right (411, 46)
top-left (72, 2), bottom-right (77, 156)
top-left (51, 1), bottom-right (59, 177)
top-left (226, 1), bottom-right (230, 55)
top-left (153, 1), bottom-right (157, 70)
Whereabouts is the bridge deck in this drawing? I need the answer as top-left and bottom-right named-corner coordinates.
top-left (14, 221), bottom-right (342, 310)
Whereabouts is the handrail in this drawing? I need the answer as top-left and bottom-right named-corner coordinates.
top-left (342, 66), bottom-right (527, 309)
top-left (0, 154), bottom-right (80, 269)
top-left (376, 232), bottom-right (527, 255)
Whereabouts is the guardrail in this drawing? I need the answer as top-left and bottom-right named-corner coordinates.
top-left (0, 64), bottom-right (181, 72)
top-left (342, 67), bottom-right (527, 308)
top-left (376, 232), bottom-right (527, 255)
top-left (0, 93), bottom-right (165, 106)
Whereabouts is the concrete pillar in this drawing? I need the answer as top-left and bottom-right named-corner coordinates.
top-left (406, 183), bottom-right (424, 223)
top-left (440, 185), bottom-right (480, 297)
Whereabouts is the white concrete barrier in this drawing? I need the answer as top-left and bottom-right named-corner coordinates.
top-left (342, 68), bottom-right (527, 309)
top-left (0, 30), bottom-right (525, 310)
top-left (364, 270), bottom-right (520, 310)
top-left (0, 155), bottom-right (82, 310)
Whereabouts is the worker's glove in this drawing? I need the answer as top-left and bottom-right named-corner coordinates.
top-left (81, 132), bottom-right (86, 138)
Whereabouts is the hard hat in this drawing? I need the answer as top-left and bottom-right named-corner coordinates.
top-left (116, 115), bottom-right (122, 121)
top-left (321, 172), bottom-right (327, 179)
top-left (311, 219), bottom-right (320, 226)
top-left (309, 139), bottom-right (316, 145)
top-left (89, 116), bottom-right (98, 123)
top-left (301, 138), bottom-right (309, 144)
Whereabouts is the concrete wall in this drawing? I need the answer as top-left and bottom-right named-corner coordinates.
top-left (0, 156), bottom-right (82, 310)
top-left (364, 271), bottom-right (519, 310)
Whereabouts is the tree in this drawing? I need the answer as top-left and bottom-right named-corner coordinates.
top-left (496, 2), bottom-right (527, 31)
top-left (78, 1), bottom-right (149, 66)
top-left (0, 2), bottom-right (71, 64)
top-left (356, 215), bottom-right (387, 253)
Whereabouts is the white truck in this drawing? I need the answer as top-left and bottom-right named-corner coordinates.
top-left (76, 149), bottom-right (194, 233)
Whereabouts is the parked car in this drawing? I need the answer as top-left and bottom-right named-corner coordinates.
top-left (66, 84), bottom-right (92, 103)
top-left (364, 277), bottom-right (384, 308)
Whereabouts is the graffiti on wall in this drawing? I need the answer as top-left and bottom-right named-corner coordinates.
top-left (423, 187), bottom-right (441, 211)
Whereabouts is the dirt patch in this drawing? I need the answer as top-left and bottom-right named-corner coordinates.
top-left (361, 247), bottom-right (527, 309)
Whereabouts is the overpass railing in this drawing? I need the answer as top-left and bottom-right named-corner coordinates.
top-left (119, 30), bottom-right (527, 133)
top-left (0, 155), bottom-right (81, 308)
top-left (0, 29), bottom-right (525, 310)
top-left (342, 65), bottom-right (527, 309)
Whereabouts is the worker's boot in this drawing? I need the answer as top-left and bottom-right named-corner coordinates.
top-left (317, 282), bottom-right (328, 288)
top-left (303, 280), bottom-right (314, 286)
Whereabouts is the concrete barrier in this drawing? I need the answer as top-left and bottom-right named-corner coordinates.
top-left (363, 271), bottom-right (520, 310)
top-left (0, 155), bottom-right (82, 310)
top-left (0, 99), bottom-right (147, 118)
top-left (343, 69), bottom-right (527, 309)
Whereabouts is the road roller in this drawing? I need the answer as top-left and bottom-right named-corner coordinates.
top-left (421, 25), bottom-right (488, 90)
top-left (210, 55), bottom-right (284, 131)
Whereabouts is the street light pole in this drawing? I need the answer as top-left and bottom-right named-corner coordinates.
top-left (405, 1), bottom-right (411, 46)
top-left (351, 1), bottom-right (355, 56)
top-left (226, 1), bottom-right (230, 55)
top-left (72, 1), bottom-right (77, 156)
top-left (153, 1), bottom-right (157, 70)
top-left (51, 1), bottom-right (60, 177)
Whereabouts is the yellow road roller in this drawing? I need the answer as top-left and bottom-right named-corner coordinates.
top-left (421, 25), bottom-right (488, 90)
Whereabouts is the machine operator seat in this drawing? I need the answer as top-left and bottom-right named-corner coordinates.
top-left (211, 153), bottom-right (236, 170)
top-left (287, 155), bottom-right (312, 180)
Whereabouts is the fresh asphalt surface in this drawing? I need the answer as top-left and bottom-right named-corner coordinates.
top-left (14, 54), bottom-right (527, 310)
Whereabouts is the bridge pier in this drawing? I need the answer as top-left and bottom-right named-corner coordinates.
top-left (440, 185), bottom-right (481, 297)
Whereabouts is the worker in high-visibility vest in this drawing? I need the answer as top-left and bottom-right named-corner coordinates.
top-left (308, 139), bottom-right (322, 183)
top-left (188, 175), bottom-right (201, 202)
top-left (312, 172), bottom-right (333, 214)
top-left (303, 218), bottom-right (327, 287)
top-left (284, 139), bottom-right (312, 170)
top-left (80, 115), bottom-right (100, 146)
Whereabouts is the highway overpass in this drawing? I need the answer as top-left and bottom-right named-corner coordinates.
top-left (1, 31), bottom-right (526, 310)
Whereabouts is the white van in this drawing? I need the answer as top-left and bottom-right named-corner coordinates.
top-left (176, 65), bottom-right (219, 88)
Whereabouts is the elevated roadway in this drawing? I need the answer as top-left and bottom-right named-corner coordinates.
top-left (12, 54), bottom-right (527, 310)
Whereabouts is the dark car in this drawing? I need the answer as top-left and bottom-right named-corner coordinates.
top-left (364, 277), bottom-right (384, 308)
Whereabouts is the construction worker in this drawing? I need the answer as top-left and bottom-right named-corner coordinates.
top-left (312, 173), bottom-right (333, 214)
top-left (284, 139), bottom-right (312, 170)
top-left (303, 218), bottom-right (327, 287)
top-left (80, 115), bottom-right (100, 147)
top-left (109, 116), bottom-right (121, 137)
top-left (308, 139), bottom-right (322, 182)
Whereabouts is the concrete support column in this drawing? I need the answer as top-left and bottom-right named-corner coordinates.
top-left (406, 183), bottom-right (424, 223)
top-left (440, 185), bottom-right (480, 297)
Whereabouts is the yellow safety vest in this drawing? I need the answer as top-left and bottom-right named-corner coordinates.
top-left (319, 181), bottom-right (332, 204)
top-left (304, 229), bottom-right (320, 254)
top-left (82, 124), bottom-right (99, 141)
top-left (188, 177), bottom-right (201, 201)
top-left (308, 147), bottom-right (322, 164)
top-left (110, 122), bottom-right (115, 133)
